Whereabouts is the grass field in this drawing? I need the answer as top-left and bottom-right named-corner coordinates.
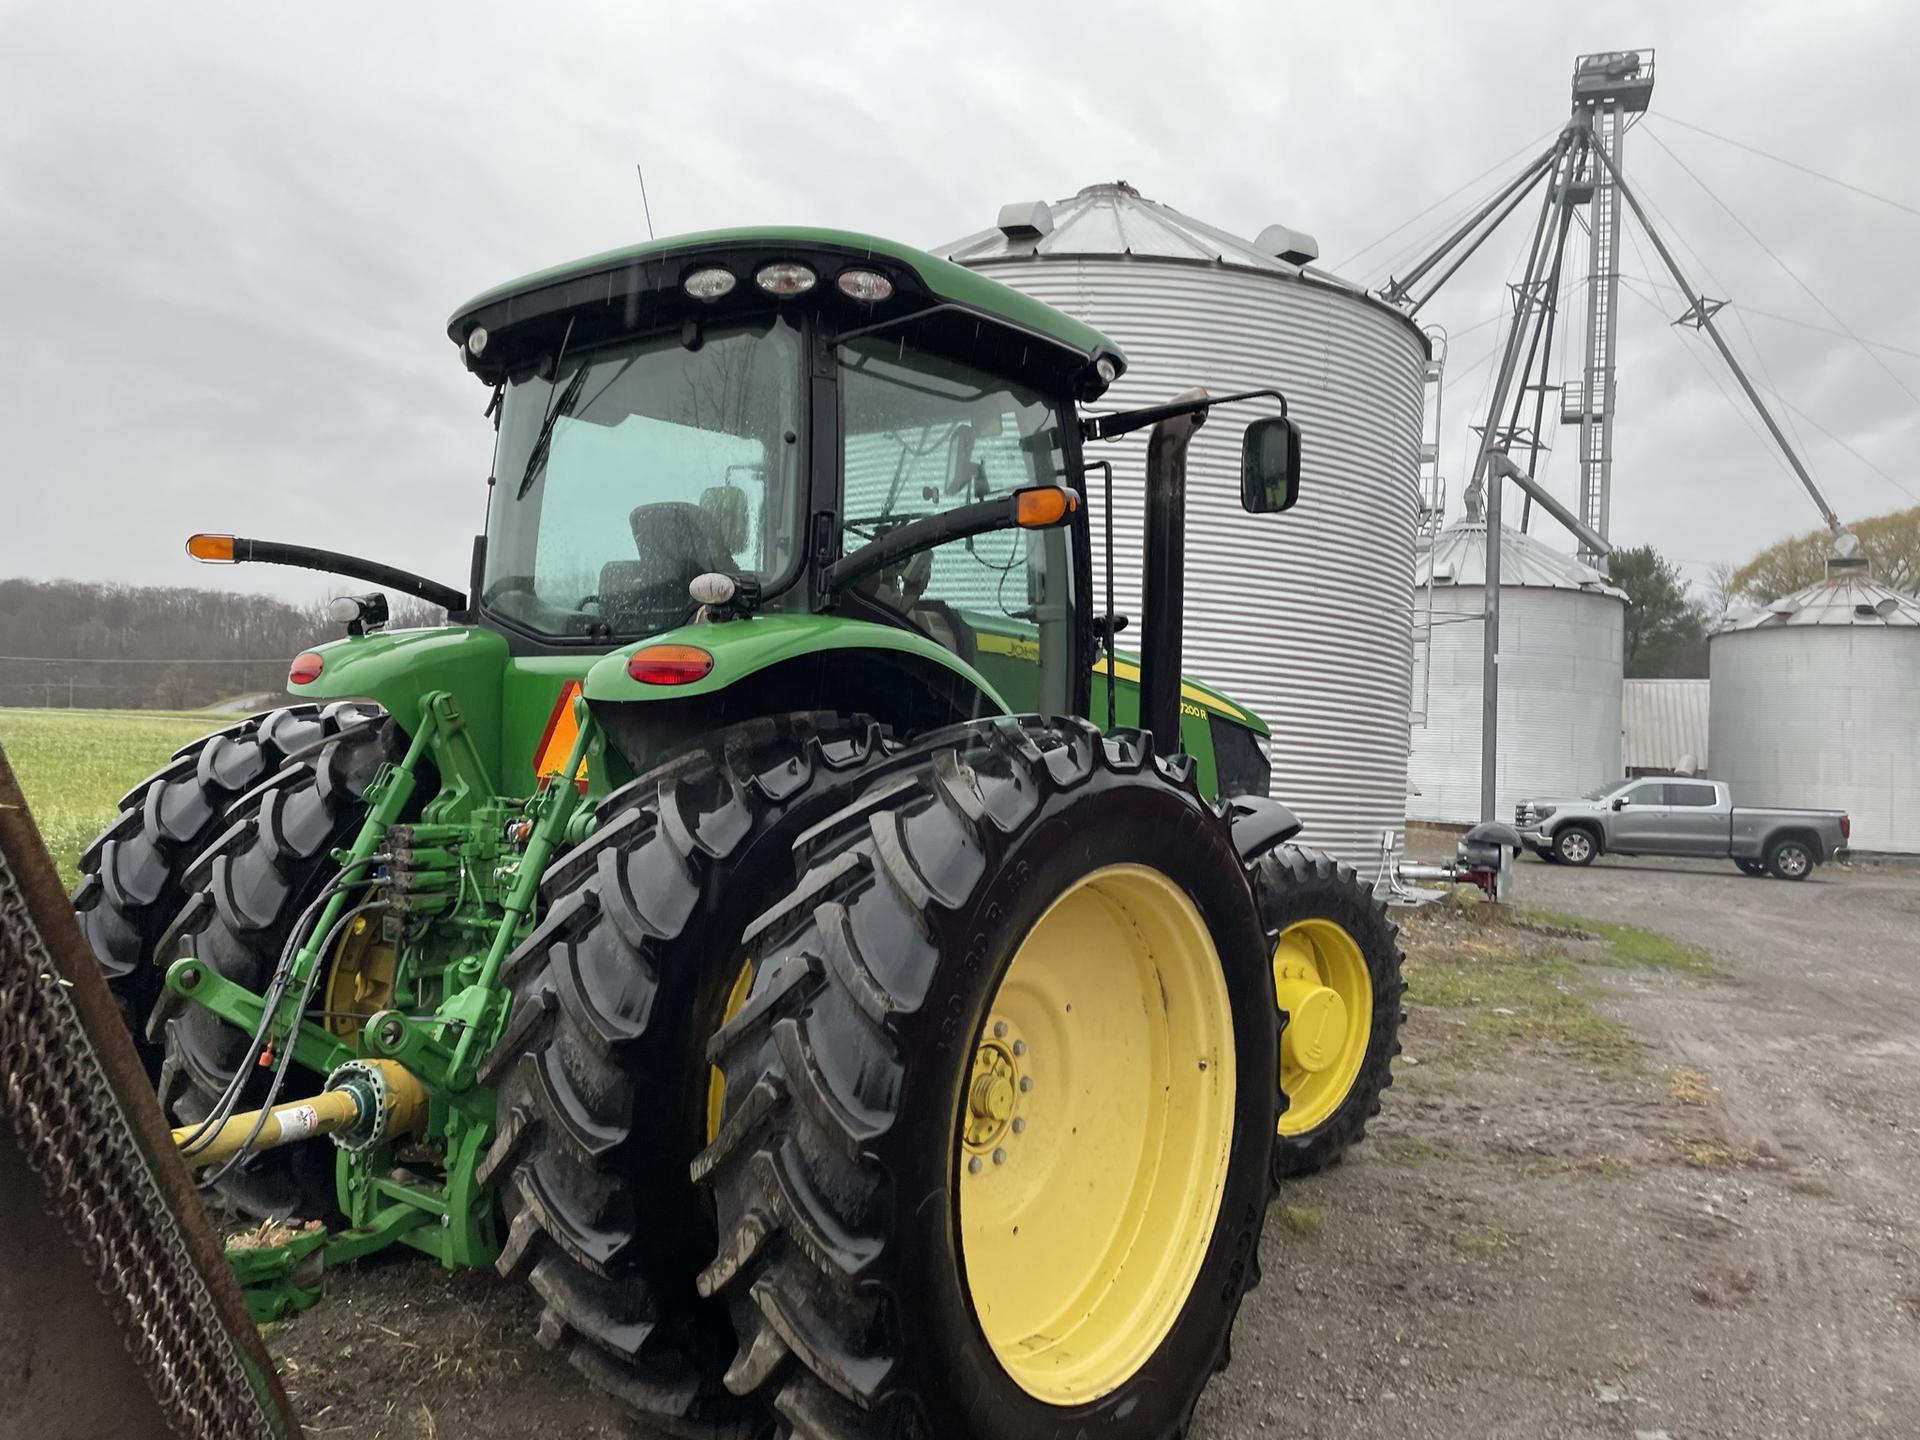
top-left (0, 707), bottom-right (226, 888)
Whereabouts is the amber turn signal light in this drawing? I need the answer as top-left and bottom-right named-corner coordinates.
top-left (186, 533), bottom-right (236, 562)
top-left (288, 651), bottom-right (325, 686)
top-left (1015, 487), bottom-right (1078, 528)
top-left (626, 644), bottom-right (715, 686)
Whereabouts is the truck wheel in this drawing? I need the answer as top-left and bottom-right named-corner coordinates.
top-left (479, 714), bottom-right (900, 1437)
top-left (696, 719), bottom-right (1275, 1440)
top-left (1766, 838), bottom-right (1814, 881)
top-left (1553, 827), bottom-right (1598, 866)
top-left (1258, 845), bottom-right (1405, 1181)
top-left (71, 703), bottom-right (374, 1078)
top-left (1735, 858), bottom-right (1768, 877)
top-left (152, 710), bottom-right (401, 1220)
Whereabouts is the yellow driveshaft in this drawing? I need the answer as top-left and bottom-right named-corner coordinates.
top-left (172, 1059), bottom-right (427, 1170)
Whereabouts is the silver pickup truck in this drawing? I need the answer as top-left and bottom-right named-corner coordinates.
top-left (1515, 777), bottom-right (1850, 880)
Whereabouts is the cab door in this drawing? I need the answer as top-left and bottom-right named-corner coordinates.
top-left (1662, 781), bottom-right (1728, 855)
top-left (1607, 780), bottom-right (1673, 853)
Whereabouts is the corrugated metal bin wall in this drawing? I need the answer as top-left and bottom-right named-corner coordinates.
top-left (945, 238), bottom-right (1425, 867)
top-left (1708, 624), bottom-right (1920, 853)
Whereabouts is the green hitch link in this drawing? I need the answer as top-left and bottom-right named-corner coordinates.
top-left (443, 701), bottom-right (596, 1089)
top-left (264, 716), bottom-right (436, 1040)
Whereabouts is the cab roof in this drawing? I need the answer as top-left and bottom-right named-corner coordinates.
top-left (448, 227), bottom-right (1127, 399)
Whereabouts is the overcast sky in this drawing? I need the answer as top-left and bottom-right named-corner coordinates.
top-left (3, 0), bottom-right (1916, 606)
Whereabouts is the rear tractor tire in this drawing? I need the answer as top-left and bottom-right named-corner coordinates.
top-left (695, 718), bottom-right (1277, 1440)
top-left (72, 702), bottom-right (376, 1078)
top-left (153, 708), bottom-right (401, 1220)
top-left (478, 713), bottom-right (902, 1438)
top-left (1257, 845), bottom-right (1405, 1181)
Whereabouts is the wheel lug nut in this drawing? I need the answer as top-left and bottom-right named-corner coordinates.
top-left (1019, 1076), bottom-right (1033, 1093)
top-left (994, 1021), bottom-right (1008, 1039)
top-left (1012, 1040), bottom-right (1026, 1057)
top-left (993, 1148), bottom-right (1006, 1165)
top-left (968, 1156), bottom-right (983, 1175)
top-left (1012, 1117), bottom-right (1026, 1134)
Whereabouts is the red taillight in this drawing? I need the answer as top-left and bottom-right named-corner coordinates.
top-left (1841, 814), bottom-right (1851, 840)
top-left (625, 644), bottom-right (714, 686)
top-left (288, 651), bottom-right (325, 686)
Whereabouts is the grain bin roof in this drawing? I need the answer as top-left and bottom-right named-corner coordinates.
top-left (1416, 520), bottom-right (1628, 598)
top-left (933, 181), bottom-right (1429, 352)
top-left (1716, 562), bottom-right (1920, 631)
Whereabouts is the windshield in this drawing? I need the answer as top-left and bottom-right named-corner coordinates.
top-left (483, 318), bottom-right (803, 640)
top-left (1582, 778), bottom-right (1629, 801)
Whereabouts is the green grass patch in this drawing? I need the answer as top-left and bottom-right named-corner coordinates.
top-left (0, 707), bottom-right (222, 887)
top-left (1276, 1204), bottom-right (1324, 1237)
top-left (1405, 942), bottom-right (1640, 1067)
top-left (1522, 908), bottom-right (1723, 977)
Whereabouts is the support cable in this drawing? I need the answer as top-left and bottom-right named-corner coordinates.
top-left (1650, 113), bottom-right (1920, 222)
top-left (1331, 126), bottom-right (1560, 273)
top-left (1593, 139), bottom-right (1843, 532)
top-left (1643, 124), bottom-right (1920, 411)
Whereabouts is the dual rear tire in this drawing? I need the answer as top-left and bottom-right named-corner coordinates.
top-left (691, 718), bottom-right (1277, 1440)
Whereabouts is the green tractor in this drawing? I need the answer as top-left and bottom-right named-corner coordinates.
top-left (74, 228), bottom-right (1403, 1438)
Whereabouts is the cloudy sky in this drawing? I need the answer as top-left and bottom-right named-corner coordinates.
top-left (3, 0), bottom-right (1916, 604)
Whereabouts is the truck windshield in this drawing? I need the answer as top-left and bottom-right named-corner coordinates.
top-left (483, 317), bottom-right (803, 640)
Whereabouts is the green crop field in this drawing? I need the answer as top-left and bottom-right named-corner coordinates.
top-left (0, 707), bottom-right (227, 888)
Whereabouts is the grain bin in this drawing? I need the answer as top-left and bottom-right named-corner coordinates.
top-left (1708, 553), bottom-right (1920, 853)
top-left (936, 183), bottom-right (1428, 867)
top-left (1406, 494), bottom-right (1626, 823)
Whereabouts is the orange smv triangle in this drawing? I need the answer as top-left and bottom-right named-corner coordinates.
top-left (534, 680), bottom-right (590, 791)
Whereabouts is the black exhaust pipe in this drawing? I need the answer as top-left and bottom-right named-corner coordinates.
top-left (1139, 391), bottom-right (1208, 756)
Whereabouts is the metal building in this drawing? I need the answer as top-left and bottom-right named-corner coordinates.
top-left (1407, 504), bottom-right (1626, 823)
top-left (1708, 555), bottom-right (1920, 853)
top-left (936, 183), bottom-right (1428, 867)
top-left (1622, 678), bottom-right (1709, 775)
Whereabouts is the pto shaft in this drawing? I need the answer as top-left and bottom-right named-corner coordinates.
top-left (172, 1059), bottom-right (427, 1170)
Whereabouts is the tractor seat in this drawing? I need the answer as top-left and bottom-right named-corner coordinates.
top-left (596, 502), bottom-right (733, 633)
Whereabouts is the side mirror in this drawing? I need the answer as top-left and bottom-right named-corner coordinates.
top-left (1611, 796), bottom-right (1627, 811)
top-left (1240, 416), bottom-right (1302, 514)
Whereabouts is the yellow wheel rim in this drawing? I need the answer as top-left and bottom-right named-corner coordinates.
top-left (1272, 918), bottom-right (1372, 1136)
top-left (959, 864), bottom-right (1235, 1405)
top-left (321, 912), bottom-right (396, 1043)
top-left (707, 958), bottom-right (756, 1145)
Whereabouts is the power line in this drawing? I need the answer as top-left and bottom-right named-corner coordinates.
top-left (0, 654), bottom-right (288, 665)
top-left (1642, 123), bottom-right (1920, 411)
top-left (1650, 113), bottom-right (1920, 222)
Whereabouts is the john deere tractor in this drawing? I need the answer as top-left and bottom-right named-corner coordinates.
top-left (74, 227), bottom-right (1402, 1439)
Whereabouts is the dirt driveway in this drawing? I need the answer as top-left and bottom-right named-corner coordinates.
top-left (1196, 850), bottom-right (1920, 1440)
top-left (270, 851), bottom-right (1920, 1440)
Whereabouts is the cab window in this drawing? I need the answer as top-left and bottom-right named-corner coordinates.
top-left (838, 336), bottom-right (1075, 716)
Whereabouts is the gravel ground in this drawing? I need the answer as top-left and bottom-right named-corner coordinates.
top-left (269, 848), bottom-right (1920, 1440)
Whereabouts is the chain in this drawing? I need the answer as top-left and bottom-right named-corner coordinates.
top-left (0, 848), bottom-right (282, 1440)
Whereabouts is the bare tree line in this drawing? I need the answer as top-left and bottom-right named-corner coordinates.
top-left (0, 578), bottom-right (444, 711)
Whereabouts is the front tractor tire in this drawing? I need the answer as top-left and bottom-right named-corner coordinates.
top-left (695, 719), bottom-right (1276, 1440)
top-left (72, 702), bottom-right (376, 1077)
top-left (478, 714), bottom-right (902, 1438)
top-left (1256, 845), bottom-right (1405, 1181)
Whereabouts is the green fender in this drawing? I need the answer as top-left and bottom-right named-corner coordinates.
top-left (582, 612), bottom-right (1012, 712)
top-left (285, 626), bottom-right (513, 781)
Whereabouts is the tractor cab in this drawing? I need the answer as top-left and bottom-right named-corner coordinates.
top-left (452, 230), bottom-right (1123, 730)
